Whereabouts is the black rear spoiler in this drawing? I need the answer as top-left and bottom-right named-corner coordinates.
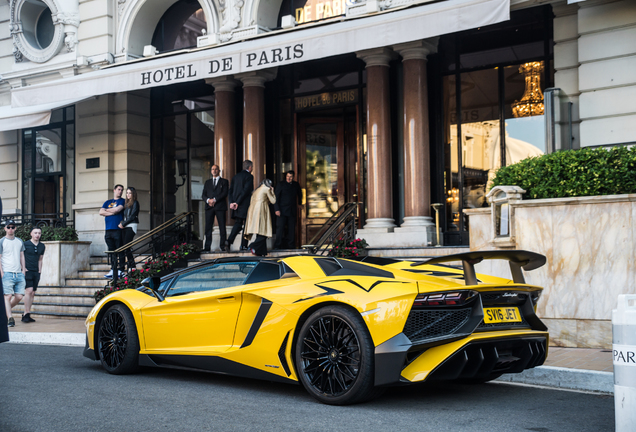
top-left (411, 250), bottom-right (546, 285)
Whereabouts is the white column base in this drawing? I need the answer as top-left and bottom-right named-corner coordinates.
top-left (400, 216), bottom-right (435, 227)
top-left (358, 225), bottom-right (436, 248)
top-left (363, 217), bottom-right (396, 229)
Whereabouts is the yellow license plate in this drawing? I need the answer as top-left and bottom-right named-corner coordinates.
top-left (483, 307), bottom-right (521, 323)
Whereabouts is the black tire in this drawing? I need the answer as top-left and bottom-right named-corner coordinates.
top-left (97, 304), bottom-right (140, 375)
top-left (295, 306), bottom-right (383, 405)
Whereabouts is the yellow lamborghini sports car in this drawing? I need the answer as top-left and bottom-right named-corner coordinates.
top-left (83, 250), bottom-right (549, 405)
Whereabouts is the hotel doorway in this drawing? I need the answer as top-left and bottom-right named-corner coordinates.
top-left (297, 113), bottom-right (360, 246)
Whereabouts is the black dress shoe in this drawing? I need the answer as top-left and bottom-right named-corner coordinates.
top-left (240, 246), bottom-right (249, 251)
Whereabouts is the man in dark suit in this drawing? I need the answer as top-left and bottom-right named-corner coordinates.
top-left (202, 164), bottom-right (229, 252)
top-left (227, 160), bottom-right (254, 251)
top-left (274, 170), bottom-right (302, 249)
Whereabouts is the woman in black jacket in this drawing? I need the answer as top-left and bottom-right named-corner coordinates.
top-left (118, 187), bottom-right (139, 272)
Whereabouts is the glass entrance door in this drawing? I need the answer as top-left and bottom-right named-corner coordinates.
top-left (298, 119), bottom-right (345, 246)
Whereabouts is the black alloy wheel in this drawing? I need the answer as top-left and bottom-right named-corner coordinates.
top-left (295, 306), bottom-right (383, 405)
top-left (97, 304), bottom-right (140, 375)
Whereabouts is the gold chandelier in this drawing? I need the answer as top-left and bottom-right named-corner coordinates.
top-left (512, 62), bottom-right (544, 118)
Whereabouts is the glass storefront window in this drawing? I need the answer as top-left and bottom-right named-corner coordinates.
top-left (22, 107), bottom-right (74, 223)
top-left (151, 88), bottom-right (215, 230)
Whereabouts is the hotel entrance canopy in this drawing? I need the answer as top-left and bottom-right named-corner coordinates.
top-left (10, 0), bottom-right (510, 109)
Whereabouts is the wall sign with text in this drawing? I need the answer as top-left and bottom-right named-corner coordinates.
top-left (295, 89), bottom-right (358, 111)
top-left (291, 0), bottom-right (355, 25)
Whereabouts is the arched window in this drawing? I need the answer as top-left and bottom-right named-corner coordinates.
top-left (151, 0), bottom-right (207, 52)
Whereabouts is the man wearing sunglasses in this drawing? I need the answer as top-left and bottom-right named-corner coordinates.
top-left (0, 220), bottom-right (26, 327)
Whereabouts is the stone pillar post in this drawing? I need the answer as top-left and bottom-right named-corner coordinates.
top-left (205, 77), bottom-right (237, 251)
top-left (206, 77), bottom-right (238, 182)
top-left (238, 70), bottom-right (277, 186)
top-left (357, 47), bottom-right (396, 229)
top-left (395, 39), bottom-right (437, 233)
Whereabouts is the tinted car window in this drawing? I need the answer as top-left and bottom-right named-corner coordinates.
top-left (167, 262), bottom-right (258, 297)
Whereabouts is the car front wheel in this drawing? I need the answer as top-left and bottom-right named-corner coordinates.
top-left (97, 304), bottom-right (140, 375)
top-left (295, 306), bottom-right (382, 405)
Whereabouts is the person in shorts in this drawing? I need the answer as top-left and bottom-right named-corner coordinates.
top-left (22, 226), bottom-right (45, 323)
top-left (1, 220), bottom-right (26, 327)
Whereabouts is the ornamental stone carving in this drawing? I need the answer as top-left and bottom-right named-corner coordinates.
top-left (10, 0), bottom-right (79, 63)
top-left (219, 0), bottom-right (244, 42)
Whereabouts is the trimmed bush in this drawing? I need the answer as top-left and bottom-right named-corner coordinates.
top-left (491, 146), bottom-right (636, 199)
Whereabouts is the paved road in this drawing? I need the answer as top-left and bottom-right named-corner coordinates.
top-left (0, 344), bottom-right (614, 432)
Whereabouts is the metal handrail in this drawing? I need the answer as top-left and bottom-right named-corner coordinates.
top-left (106, 212), bottom-right (195, 286)
top-left (108, 212), bottom-right (190, 254)
top-left (302, 203), bottom-right (358, 255)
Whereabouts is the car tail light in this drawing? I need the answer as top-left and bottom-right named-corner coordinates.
top-left (414, 290), bottom-right (477, 307)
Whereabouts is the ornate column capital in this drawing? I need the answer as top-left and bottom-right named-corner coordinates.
top-left (356, 47), bottom-right (395, 68)
top-left (206, 76), bottom-right (238, 92)
top-left (236, 68), bottom-right (278, 88)
top-left (394, 37), bottom-right (439, 62)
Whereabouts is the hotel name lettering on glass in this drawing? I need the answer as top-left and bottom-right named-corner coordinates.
top-left (295, 89), bottom-right (358, 111)
top-left (294, 0), bottom-right (351, 24)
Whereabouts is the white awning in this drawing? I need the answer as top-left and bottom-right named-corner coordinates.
top-left (11, 0), bottom-right (510, 108)
top-left (0, 97), bottom-right (88, 132)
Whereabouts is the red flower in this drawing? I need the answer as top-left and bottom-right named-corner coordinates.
top-left (164, 261), bottom-right (168, 264)
top-left (124, 281), bottom-right (128, 285)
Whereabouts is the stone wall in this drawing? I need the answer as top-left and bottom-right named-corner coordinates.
top-left (0, 130), bottom-right (20, 212)
top-left (465, 194), bottom-right (636, 349)
top-left (73, 92), bottom-right (151, 256)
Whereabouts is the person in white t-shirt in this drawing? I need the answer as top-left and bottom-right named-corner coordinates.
top-left (1, 220), bottom-right (26, 328)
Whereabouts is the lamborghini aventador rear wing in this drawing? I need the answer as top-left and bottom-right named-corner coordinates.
top-left (411, 250), bottom-right (546, 285)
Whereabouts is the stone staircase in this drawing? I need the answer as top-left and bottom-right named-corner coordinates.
top-left (11, 256), bottom-right (110, 320)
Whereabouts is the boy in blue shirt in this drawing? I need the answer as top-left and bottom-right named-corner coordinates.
top-left (99, 184), bottom-right (125, 278)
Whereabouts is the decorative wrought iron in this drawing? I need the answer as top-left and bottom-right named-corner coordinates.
top-left (106, 212), bottom-right (195, 286)
top-left (303, 202), bottom-right (358, 256)
top-left (1, 213), bottom-right (73, 228)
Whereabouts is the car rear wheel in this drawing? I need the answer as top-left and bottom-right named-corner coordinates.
top-left (295, 306), bottom-right (383, 405)
top-left (97, 304), bottom-right (140, 375)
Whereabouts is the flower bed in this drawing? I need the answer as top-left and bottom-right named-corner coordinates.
top-left (330, 238), bottom-right (368, 259)
top-left (93, 243), bottom-right (199, 302)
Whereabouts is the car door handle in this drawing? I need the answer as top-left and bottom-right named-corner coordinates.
top-left (217, 296), bottom-right (236, 303)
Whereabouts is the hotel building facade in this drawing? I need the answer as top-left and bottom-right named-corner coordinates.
top-left (0, 0), bottom-right (634, 254)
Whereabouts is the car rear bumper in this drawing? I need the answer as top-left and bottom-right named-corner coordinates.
top-left (374, 330), bottom-right (549, 385)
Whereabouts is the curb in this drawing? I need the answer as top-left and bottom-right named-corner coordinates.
top-left (8, 332), bottom-right (85, 347)
top-left (495, 365), bottom-right (614, 394)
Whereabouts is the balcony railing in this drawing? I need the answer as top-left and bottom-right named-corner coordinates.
top-left (1, 213), bottom-right (73, 228)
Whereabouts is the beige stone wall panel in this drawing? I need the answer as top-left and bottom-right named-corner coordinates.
top-left (579, 56), bottom-right (636, 91)
top-left (579, 25), bottom-right (636, 63)
top-left (79, 0), bottom-right (110, 21)
top-left (553, 40), bottom-right (579, 70)
top-left (78, 16), bottom-right (112, 41)
top-left (579, 84), bottom-right (636, 119)
top-left (580, 114), bottom-right (636, 146)
top-left (578, 0), bottom-right (636, 34)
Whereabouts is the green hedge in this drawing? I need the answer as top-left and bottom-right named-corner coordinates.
top-left (0, 225), bottom-right (79, 242)
top-left (491, 146), bottom-right (636, 199)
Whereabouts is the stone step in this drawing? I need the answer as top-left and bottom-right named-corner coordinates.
top-left (78, 270), bottom-right (125, 279)
top-left (65, 277), bottom-right (111, 287)
top-left (12, 302), bottom-right (94, 316)
top-left (9, 310), bottom-right (87, 320)
top-left (33, 293), bottom-right (96, 306)
top-left (38, 286), bottom-right (99, 296)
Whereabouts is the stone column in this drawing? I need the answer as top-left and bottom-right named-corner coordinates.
top-left (237, 70), bottom-right (277, 186)
top-left (206, 77), bottom-right (238, 182)
top-left (206, 77), bottom-right (237, 251)
top-left (357, 48), bottom-right (396, 229)
top-left (395, 39), bottom-right (437, 238)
